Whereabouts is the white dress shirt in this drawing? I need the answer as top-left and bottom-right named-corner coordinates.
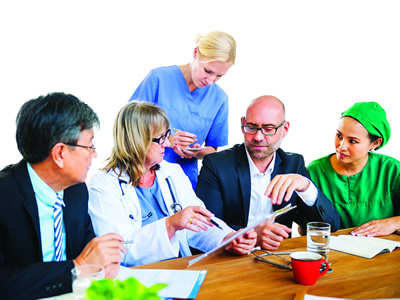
top-left (245, 149), bottom-right (318, 226)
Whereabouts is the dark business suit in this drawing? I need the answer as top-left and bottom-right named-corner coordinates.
top-left (196, 144), bottom-right (340, 232)
top-left (0, 160), bottom-right (95, 300)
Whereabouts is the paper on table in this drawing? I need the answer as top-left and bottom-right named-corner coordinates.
top-left (187, 204), bottom-right (297, 267)
top-left (117, 266), bottom-right (206, 299)
top-left (304, 295), bottom-right (396, 300)
top-left (330, 235), bottom-right (400, 259)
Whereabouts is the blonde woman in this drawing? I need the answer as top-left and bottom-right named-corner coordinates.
top-left (88, 101), bottom-right (256, 267)
top-left (129, 31), bottom-right (236, 189)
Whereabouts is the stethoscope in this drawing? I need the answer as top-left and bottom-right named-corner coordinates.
top-left (119, 179), bottom-right (151, 221)
top-left (118, 177), bottom-right (182, 221)
top-left (166, 177), bottom-right (182, 213)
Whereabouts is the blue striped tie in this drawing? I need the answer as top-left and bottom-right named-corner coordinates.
top-left (54, 193), bottom-right (64, 261)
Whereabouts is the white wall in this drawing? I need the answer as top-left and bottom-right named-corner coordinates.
top-left (1, 0), bottom-right (399, 179)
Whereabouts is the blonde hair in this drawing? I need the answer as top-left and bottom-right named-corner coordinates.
top-left (104, 101), bottom-right (169, 186)
top-left (194, 31), bottom-right (236, 64)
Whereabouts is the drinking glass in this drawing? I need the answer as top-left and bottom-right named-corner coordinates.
top-left (307, 221), bottom-right (332, 272)
top-left (71, 264), bottom-right (105, 300)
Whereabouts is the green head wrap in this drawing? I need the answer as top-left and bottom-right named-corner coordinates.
top-left (341, 101), bottom-right (391, 150)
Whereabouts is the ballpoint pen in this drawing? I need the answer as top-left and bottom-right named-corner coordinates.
top-left (207, 217), bottom-right (223, 230)
top-left (173, 128), bottom-right (201, 150)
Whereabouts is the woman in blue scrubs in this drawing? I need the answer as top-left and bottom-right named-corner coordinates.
top-left (129, 31), bottom-right (236, 189)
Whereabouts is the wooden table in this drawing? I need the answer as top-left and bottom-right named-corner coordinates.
top-left (133, 228), bottom-right (400, 299)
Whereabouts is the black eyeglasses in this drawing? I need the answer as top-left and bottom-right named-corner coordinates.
top-left (65, 143), bottom-right (96, 151)
top-left (152, 129), bottom-right (171, 145)
top-left (242, 120), bottom-right (286, 136)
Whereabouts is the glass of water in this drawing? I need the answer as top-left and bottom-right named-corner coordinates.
top-left (307, 222), bottom-right (332, 272)
top-left (71, 264), bottom-right (105, 300)
top-left (307, 222), bottom-right (331, 253)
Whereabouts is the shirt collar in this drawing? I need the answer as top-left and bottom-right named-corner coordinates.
top-left (245, 147), bottom-right (276, 176)
top-left (27, 162), bottom-right (65, 207)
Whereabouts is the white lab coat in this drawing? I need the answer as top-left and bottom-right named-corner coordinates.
top-left (88, 160), bottom-right (232, 266)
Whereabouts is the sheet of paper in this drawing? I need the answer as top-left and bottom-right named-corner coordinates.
top-left (187, 203), bottom-right (297, 267)
top-left (305, 295), bottom-right (396, 300)
top-left (188, 213), bottom-right (274, 267)
top-left (117, 266), bottom-right (207, 299)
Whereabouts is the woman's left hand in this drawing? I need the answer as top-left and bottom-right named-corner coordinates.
top-left (351, 216), bottom-right (400, 237)
top-left (173, 144), bottom-right (202, 159)
top-left (223, 228), bottom-right (257, 255)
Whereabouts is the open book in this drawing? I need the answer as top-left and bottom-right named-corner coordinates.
top-left (330, 235), bottom-right (400, 259)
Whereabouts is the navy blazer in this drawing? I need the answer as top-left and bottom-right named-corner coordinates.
top-left (196, 144), bottom-right (340, 232)
top-left (0, 160), bottom-right (95, 300)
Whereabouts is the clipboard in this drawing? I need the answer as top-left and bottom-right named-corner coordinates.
top-left (187, 204), bottom-right (297, 267)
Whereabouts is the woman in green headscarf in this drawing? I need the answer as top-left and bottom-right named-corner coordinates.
top-left (307, 101), bottom-right (400, 237)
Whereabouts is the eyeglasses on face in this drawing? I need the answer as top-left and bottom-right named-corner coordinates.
top-left (152, 129), bottom-right (171, 145)
top-left (65, 143), bottom-right (96, 151)
top-left (242, 120), bottom-right (286, 136)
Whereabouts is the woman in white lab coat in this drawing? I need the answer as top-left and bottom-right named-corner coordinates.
top-left (88, 101), bottom-right (256, 266)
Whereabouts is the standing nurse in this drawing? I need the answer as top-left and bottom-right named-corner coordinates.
top-left (129, 31), bottom-right (236, 189)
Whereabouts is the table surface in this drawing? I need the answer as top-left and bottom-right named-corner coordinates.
top-left (133, 228), bottom-right (400, 300)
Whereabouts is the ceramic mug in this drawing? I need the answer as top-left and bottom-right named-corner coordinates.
top-left (290, 251), bottom-right (329, 285)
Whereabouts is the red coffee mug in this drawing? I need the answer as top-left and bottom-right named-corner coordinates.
top-left (290, 251), bottom-right (329, 285)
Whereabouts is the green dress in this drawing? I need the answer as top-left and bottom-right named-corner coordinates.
top-left (307, 152), bottom-right (400, 229)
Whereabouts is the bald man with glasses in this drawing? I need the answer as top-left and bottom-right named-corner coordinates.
top-left (196, 95), bottom-right (340, 250)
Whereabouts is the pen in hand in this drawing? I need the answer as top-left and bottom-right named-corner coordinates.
top-left (206, 217), bottom-right (223, 230)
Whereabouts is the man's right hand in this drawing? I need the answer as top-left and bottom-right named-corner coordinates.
top-left (255, 218), bottom-right (292, 250)
top-left (73, 233), bottom-right (126, 278)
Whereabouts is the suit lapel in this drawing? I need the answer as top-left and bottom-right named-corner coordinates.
top-left (236, 144), bottom-right (251, 225)
top-left (14, 160), bottom-right (43, 256)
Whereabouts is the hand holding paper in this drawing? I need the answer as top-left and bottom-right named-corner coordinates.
top-left (223, 228), bottom-right (257, 255)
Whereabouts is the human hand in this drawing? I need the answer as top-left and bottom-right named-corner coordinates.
top-left (264, 174), bottom-right (310, 205)
top-left (104, 262), bottom-right (121, 279)
top-left (73, 233), bottom-right (126, 278)
top-left (351, 216), bottom-right (400, 237)
top-left (173, 143), bottom-right (202, 159)
top-left (165, 206), bottom-right (214, 239)
top-left (169, 130), bottom-right (197, 150)
top-left (223, 228), bottom-right (257, 255)
top-left (255, 217), bottom-right (291, 250)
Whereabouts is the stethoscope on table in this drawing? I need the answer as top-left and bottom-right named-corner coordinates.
top-left (118, 177), bottom-right (182, 221)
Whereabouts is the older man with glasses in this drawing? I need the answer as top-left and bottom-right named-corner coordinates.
top-left (196, 95), bottom-right (340, 251)
top-left (0, 92), bottom-right (125, 299)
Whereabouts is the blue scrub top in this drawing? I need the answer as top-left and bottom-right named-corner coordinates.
top-left (130, 65), bottom-right (229, 189)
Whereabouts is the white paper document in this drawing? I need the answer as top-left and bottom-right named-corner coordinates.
top-left (305, 295), bottom-right (399, 300)
top-left (330, 235), bottom-right (400, 259)
top-left (117, 266), bottom-right (207, 299)
top-left (188, 204), bottom-right (298, 267)
top-left (187, 213), bottom-right (274, 267)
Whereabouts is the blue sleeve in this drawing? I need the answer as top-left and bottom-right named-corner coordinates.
top-left (204, 93), bottom-right (229, 147)
top-left (129, 69), bottom-right (159, 103)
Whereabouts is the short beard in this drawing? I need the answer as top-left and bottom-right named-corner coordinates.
top-left (245, 139), bottom-right (281, 161)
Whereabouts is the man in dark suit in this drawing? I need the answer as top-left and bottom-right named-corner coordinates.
top-left (196, 95), bottom-right (340, 250)
top-left (0, 93), bottom-right (125, 299)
